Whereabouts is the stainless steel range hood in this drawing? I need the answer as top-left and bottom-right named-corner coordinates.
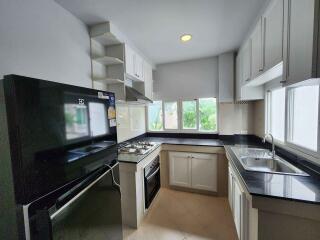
top-left (125, 86), bottom-right (153, 103)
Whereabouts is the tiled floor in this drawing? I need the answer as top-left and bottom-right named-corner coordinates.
top-left (123, 188), bottom-right (238, 240)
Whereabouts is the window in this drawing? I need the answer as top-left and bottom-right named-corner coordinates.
top-left (148, 101), bottom-right (163, 131)
top-left (147, 98), bottom-right (218, 133)
top-left (287, 85), bottom-right (319, 152)
top-left (265, 84), bottom-right (320, 158)
top-left (199, 98), bottom-right (217, 131)
top-left (266, 88), bottom-right (286, 142)
top-left (164, 101), bottom-right (178, 129)
top-left (182, 100), bottom-right (197, 129)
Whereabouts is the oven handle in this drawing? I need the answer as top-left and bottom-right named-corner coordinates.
top-left (146, 166), bottom-right (160, 181)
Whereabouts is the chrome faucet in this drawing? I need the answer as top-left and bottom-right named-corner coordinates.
top-left (263, 133), bottom-right (276, 159)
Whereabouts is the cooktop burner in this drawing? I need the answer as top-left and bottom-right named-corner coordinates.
top-left (118, 141), bottom-right (158, 155)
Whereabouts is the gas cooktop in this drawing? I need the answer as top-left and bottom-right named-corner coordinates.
top-left (118, 141), bottom-right (159, 155)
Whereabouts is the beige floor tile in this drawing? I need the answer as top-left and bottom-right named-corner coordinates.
top-left (123, 188), bottom-right (238, 240)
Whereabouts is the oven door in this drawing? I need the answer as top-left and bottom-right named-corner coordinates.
top-left (27, 163), bottom-right (122, 240)
top-left (144, 162), bottom-right (160, 209)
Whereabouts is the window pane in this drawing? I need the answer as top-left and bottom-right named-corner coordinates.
top-left (164, 101), bottom-right (178, 129)
top-left (182, 100), bottom-right (196, 129)
top-left (148, 101), bottom-right (163, 131)
top-left (199, 98), bottom-right (217, 131)
top-left (269, 88), bottom-right (285, 141)
top-left (289, 85), bottom-right (319, 151)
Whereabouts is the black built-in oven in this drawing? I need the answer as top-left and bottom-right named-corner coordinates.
top-left (144, 156), bottom-right (161, 209)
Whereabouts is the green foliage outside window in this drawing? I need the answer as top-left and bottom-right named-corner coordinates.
top-left (182, 101), bottom-right (196, 129)
top-left (199, 98), bottom-right (217, 131)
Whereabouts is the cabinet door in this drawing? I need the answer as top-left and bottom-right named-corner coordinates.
top-left (263, 0), bottom-right (284, 71)
top-left (169, 152), bottom-right (192, 188)
top-left (228, 168), bottom-right (234, 212)
top-left (251, 18), bottom-right (264, 79)
top-left (191, 153), bottom-right (217, 192)
top-left (235, 51), bottom-right (243, 101)
top-left (233, 180), bottom-right (242, 240)
top-left (284, 0), bottom-right (315, 85)
top-left (143, 61), bottom-right (153, 100)
top-left (242, 40), bottom-right (252, 83)
top-left (125, 45), bottom-right (135, 78)
top-left (134, 54), bottom-right (144, 81)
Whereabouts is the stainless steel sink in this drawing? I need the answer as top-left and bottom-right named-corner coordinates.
top-left (231, 147), bottom-right (309, 176)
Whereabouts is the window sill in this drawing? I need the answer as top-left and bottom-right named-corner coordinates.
top-left (147, 130), bottom-right (219, 135)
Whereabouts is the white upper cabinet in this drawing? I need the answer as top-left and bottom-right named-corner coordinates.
top-left (134, 54), bottom-right (144, 81)
top-left (125, 45), bottom-right (135, 79)
top-left (238, 0), bottom-right (320, 88)
top-left (242, 40), bottom-right (252, 83)
top-left (250, 17), bottom-right (264, 79)
top-left (283, 0), bottom-right (318, 85)
top-left (125, 44), bottom-right (144, 82)
top-left (218, 52), bottom-right (235, 103)
top-left (143, 61), bottom-right (153, 100)
top-left (263, 0), bottom-right (284, 71)
top-left (236, 42), bottom-right (264, 101)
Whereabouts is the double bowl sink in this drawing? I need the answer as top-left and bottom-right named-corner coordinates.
top-left (231, 147), bottom-right (309, 176)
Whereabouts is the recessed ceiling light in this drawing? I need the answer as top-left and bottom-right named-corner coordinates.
top-left (180, 34), bottom-right (192, 42)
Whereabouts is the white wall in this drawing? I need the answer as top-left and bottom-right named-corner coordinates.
top-left (154, 57), bottom-right (218, 100)
top-left (219, 103), bottom-right (254, 135)
top-left (0, 0), bottom-right (92, 88)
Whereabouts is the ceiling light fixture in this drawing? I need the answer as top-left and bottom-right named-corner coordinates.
top-left (180, 34), bottom-right (192, 42)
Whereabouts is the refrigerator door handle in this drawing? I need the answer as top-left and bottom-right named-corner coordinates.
top-left (50, 167), bottom-right (112, 220)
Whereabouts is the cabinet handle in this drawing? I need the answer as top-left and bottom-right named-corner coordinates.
top-left (286, 0), bottom-right (292, 81)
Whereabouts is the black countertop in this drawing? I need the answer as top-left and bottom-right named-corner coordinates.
top-left (117, 135), bottom-right (320, 204)
top-left (142, 137), bottom-right (224, 147)
top-left (225, 145), bottom-right (320, 205)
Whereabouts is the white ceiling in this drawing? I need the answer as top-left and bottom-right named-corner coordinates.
top-left (56, 0), bottom-right (268, 65)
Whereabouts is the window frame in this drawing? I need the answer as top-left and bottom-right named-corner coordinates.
top-left (147, 98), bottom-right (219, 134)
top-left (265, 88), bottom-right (286, 143)
top-left (163, 100), bottom-right (179, 130)
top-left (285, 85), bottom-right (320, 157)
top-left (265, 84), bottom-right (320, 163)
top-left (147, 100), bottom-right (164, 131)
top-left (181, 98), bottom-right (199, 131)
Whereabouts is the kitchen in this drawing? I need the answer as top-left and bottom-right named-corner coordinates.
top-left (0, 0), bottom-right (320, 240)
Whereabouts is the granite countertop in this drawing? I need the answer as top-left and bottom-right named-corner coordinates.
top-left (117, 135), bottom-right (320, 204)
top-left (142, 137), bottom-right (224, 147)
top-left (225, 145), bottom-right (320, 205)
top-left (117, 137), bottom-right (224, 164)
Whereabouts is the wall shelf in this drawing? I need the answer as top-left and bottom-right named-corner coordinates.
top-left (93, 77), bottom-right (124, 84)
top-left (91, 33), bottom-right (121, 46)
top-left (93, 56), bottom-right (124, 66)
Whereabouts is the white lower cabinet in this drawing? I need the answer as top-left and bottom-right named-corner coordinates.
top-left (228, 166), bottom-right (249, 240)
top-left (169, 152), bottom-right (217, 192)
top-left (169, 152), bottom-right (191, 187)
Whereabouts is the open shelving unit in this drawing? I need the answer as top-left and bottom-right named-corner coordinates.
top-left (89, 22), bottom-right (127, 100)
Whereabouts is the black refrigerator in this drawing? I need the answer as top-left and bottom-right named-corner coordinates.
top-left (0, 75), bottom-right (123, 240)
